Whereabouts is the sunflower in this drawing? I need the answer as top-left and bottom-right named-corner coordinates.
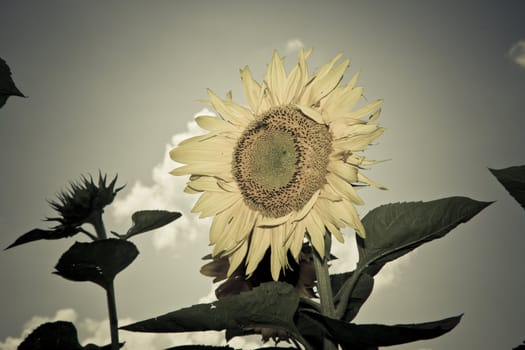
top-left (170, 49), bottom-right (384, 280)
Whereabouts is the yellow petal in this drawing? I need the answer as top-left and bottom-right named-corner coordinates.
top-left (327, 160), bottom-right (359, 183)
top-left (314, 199), bottom-right (345, 242)
top-left (246, 226), bottom-right (271, 276)
top-left (169, 162), bottom-right (233, 181)
top-left (347, 71), bottom-right (361, 90)
top-left (296, 104), bottom-right (325, 124)
top-left (326, 172), bottom-right (363, 205)
top-left (304, 208), bottom-right (325, 258)
top-left (208, 89), bottom-right (254, 127)
top-left (365, 110), bottom-right (380, 127)
top-left (195, 115), bottom-right (239, 133)
top-left (240, 66), bottom-right (263, 113)
top-left (217, 179), bottom-right (240, 192)
top-left (300, 53), bottom-right (344, 106)
top-left (339, 199), bottom-right (366, 237)
top-left (192, 191), bottom-right (241, 218)
top-left (270, 225), bottom-right (287, 280)
top-left (314, 59), bottom-right (350, 102)
top-left (358, 172), bottom-right (387, 190)
top-left (345, 99), bottom-right (383, 120)
top-left (265, 50), bottom-right (287, 105)
top-left (230, 202), bottom-right (256, 242)
top-left (227, 240), bottom-right (248, 276)
top-left (176, 133), bottom-right (215, 147)
top-left (333, 127), bottom-right (384, 152)
top-left (288, 220), bottom-right (306, 261)
top-left (324, 86), bottom-right (364, 123)
top-left (319, 183), bottom-right (343, 201)
top-left (183, 186), bottom-right (199, 194)
top-left (170, 136), bottom-right (234, 164)
top-left (256, 211), bottom-right (293, 227)
top-left (283, 64), bottom-right (302, 105)
top-left (209, 210), bottom-right (230, 245)
top-left (325, 219), bottom-right (344, 243)
top-left (187, 176), bottom-right (221, 192)
top-left (293, 189), bottom-right (320, 222)
top-left (212, 223), bottom-right (237, 256)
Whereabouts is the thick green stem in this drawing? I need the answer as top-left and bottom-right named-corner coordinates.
top-left (90, 210), bottom-right (107, 240)
top-left (312, 234), bottom-right (338, 350)
top-left (106, 281), bottom-right (120, 350)
top-left (91, 210), bottom-right (118, 349)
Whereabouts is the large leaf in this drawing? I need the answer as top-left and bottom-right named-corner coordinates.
top-left (335, 197), bottom-right (491, 318)
top-left (164, 347), bottom-right (236, 350)
top-left (54, 239), bottom-right (139, 289)
top-left (357, 196), bottom-right (491, 276)
top-left (122, 210), bottom-right (181, 239)
top-left (300, 310), bottom-right (462, 350)
top-left (0, 57), bottom-right (25, 109)
top-left (5, 226), bottom-right (80, 250)
top-left (121, 282), bottom-right (305, 345)
top-left (17, 321), bottom-right (122, 350)
top-left (330, 271), bottom-right (374, 322)
top-left (490, 165), bottom-right (525, 210)
top-left (165, 347), bottom-right (295, 350)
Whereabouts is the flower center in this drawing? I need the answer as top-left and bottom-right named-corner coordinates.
top-left (233, 105), bottom-right (332, 218)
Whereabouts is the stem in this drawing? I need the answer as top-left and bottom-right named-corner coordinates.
top-left (91, 210), bottom-right (119, 349)
top-left (90, 210), bottom-right (107, 240)
top-left (312, 234), bottom-right (337, 350)
top-left (106, 281), bottom-right (120, 350)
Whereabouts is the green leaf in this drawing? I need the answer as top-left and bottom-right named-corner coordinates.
top-left (295, 310), bottom-right (328, 350)
top-left (0, 57), bottom-right (25, 109)
top-left (5, 227), bottom-right (80, 250)
top-left (301, 310), bottom-right (462, 349)
top-left (121, 282), bottom-right (305, 345)
top-left (18, 321), bottom-right (83, 350)
top-left (123, 210), bottom-right (181, 239)
top-left (54, 239), bottom-right (139, 289)
top-left (164, 346), bottom-right (237, 350)
top-left (17, 321), bottom-right (123, 350)
top-left (335, 197), bottom-right (490, 320)
top-left (330, 271), bottom-right (374, 322)
top-left (490, 165), bottom-right (525, 210)
top-left (357, 196), bottom-right (492, 276)
top-left (513, 339), bottom-right (525, 350)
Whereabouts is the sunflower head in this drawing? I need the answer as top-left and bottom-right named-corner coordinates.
top-left (47, 173), bottom-right (124, 228)
top-left (171, 49), bottom-right (384, 281)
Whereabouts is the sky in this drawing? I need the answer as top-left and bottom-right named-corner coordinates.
top-left (1, 1), bottom-right (525, 349)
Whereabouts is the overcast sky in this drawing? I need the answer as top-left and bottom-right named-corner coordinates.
top-left (1, 1), bottom-right (525, 349)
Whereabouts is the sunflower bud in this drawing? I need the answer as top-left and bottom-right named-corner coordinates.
top-left (46, 173), bottom-right (124, 235)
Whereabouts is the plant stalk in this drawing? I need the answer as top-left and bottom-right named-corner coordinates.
top-left (90, 210), bottom-right (107, 240)
top-left (106, 281), bottom-right (120, 350)
top-left (91, 210), bottom-right (119, 349)
top-left (312, 233), bottom-right (337, 350)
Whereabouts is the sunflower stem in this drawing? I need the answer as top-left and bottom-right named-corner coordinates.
top-left (90, 210), bottom-right (107, 240)
top-left (90, 211), bottom-right (119, 349)
top-left (105, 281), bottom-right (120, 350)
top-left (313, 233), bottom-right (337, 350)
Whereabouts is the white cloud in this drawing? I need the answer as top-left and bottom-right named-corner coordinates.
top-left (0, 309), bottom-right (77, 350)
top-left (508, 40), bottom-right (525, 68)
top-left (110, 109), bottom-right (213, 250)
top-left (285, 39), bottom-right (305, 54)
